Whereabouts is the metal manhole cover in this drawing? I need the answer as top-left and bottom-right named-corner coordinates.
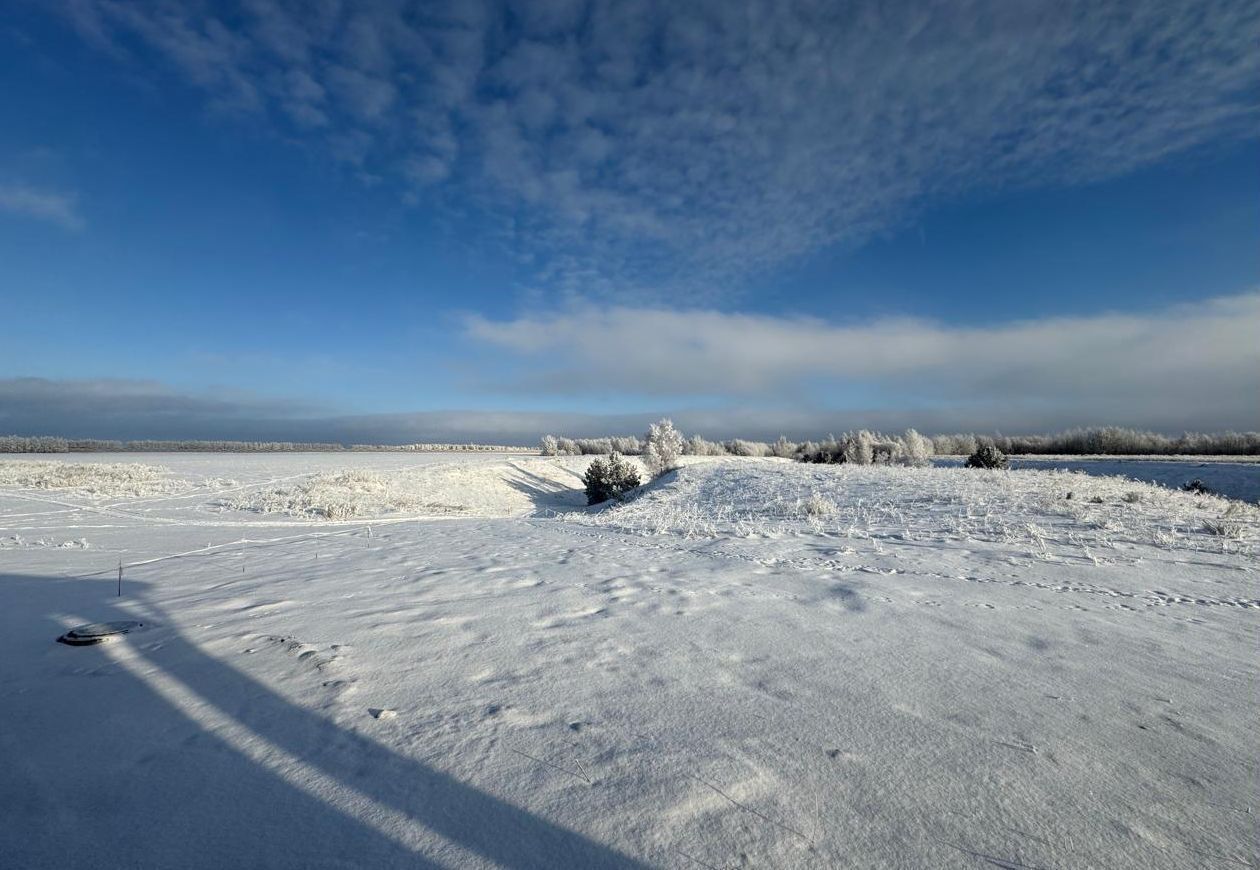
top-left (57, 621), bottom-right (144, 646)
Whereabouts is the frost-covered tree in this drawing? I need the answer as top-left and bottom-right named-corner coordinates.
top-left (771, 436), bottom-right (796, 458)
top-left (643, 418), bottom-right (685, 478)
top-left (724, 439), bottom-right (771, 457)
top-left (902, 429), bottom-right (932, 467)
top-left (611, 435), bottom-right (643, 455)
top-left (539, 435), bottom-right (558, 456)
top-left (843, 430), bottom-right (875, 465)
top-left (574, 438), bottom-right (613, 455)
top-left (685, 435), bottom-right (725, 456)
top-left (871, 436), bottom-right (903, 465)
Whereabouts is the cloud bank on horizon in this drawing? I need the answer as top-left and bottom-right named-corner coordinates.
top-left (4, 291), bottom-right (1257, 441)
top-left (57, 0), bottom-right (1260, 296)
top-left (465, 292), bottom-right (1260, 419)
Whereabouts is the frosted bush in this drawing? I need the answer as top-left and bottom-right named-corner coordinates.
top-left (902, 429), bottom-right (932, 467)
top-left (771, 436), bottom-right (797, 458)
top-left (797, 493), bottom-right (836, 517)
top-left (844, 430), bottom-right (875, 465)
top-left (796, 438), bottom-right (840, 464)
top-left (643, 418), bottom-right (685, 478)
top-left (871, 438), bottom-right (905, 465)
top-left (610, 436), bottom-right (643, 455)
top-left (575, 438), bottom-right (613, 455)
top-left (796, 430), bottom-right (930, 466)
top-left (933, 433), bottom-right (978, 456)
top-left (685, 435), bottom-right (726, 456)
top-left (539, 435), bottom-right (559, 456)
top-left (725, 439), bottom-right (771, 457)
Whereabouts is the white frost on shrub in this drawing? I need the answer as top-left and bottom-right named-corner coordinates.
top-left (843, 430), bottom-right (875, 465)
top-left (902, 429), bottom-right (933, 467)
top-left (797, 493), bottom-right (837, 517)
top-left (643, 418), bottom-right (685, 478)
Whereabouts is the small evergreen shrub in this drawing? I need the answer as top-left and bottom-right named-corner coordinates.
top-left (966, 443), bottom-right (1009, 469)
top-left (1182, 479), bottom-right (1212, 495)
top-left (583, 452), bottom-right (642, 505)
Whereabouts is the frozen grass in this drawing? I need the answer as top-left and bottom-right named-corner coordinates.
top-left (0, 460), bottom-right (189, 497)
top-left (795, 492), bottom-right (837, 518)
top-left (0, 534), bottom-right (90, 549)
top-left (223, 469), bottom-right (466, 520)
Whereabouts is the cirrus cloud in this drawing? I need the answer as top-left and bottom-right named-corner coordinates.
top-left (0, 183), bottom-right (84, 230)
top-left (55, 0), bottom-right (1260, 297)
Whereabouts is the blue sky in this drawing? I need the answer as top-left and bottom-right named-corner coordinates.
top-left (1, 0), bottom-right (1257, 442)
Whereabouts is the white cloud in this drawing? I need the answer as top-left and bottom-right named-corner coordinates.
top-left (0, 377), bottom-right (319, 418)
top-left (3, 372), bottom-right (1255, 442)
top-left (465, 291), bottom-right (1260, 431)
top-left (55, 0), bottom-right (1260, 296)
top-left (0, 183), bottom-right (84, 230)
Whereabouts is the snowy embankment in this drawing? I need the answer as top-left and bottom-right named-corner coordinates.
top-left (1, 455), bottom-right (1257, 868)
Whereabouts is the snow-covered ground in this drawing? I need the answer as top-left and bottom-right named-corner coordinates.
top-left (1, 453), bottom-right (1257, 868)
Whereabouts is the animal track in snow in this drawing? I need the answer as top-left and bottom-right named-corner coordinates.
top-left (257, 635), bottom-right (357, 701)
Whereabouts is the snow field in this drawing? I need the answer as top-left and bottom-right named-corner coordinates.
top-left (1, 454), bottom-right (1257, 868)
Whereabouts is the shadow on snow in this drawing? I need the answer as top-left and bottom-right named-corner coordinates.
top-left (0, 571), bottom-right (651, 869)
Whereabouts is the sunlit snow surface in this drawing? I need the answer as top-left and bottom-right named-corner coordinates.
top-left (1, 453), bottom-right (1257, 868)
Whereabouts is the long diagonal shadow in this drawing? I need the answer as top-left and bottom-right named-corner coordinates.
top-left (1, 574), bottom-right (432, 868)
top-left (0, 573), bottom-right (653, 869)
